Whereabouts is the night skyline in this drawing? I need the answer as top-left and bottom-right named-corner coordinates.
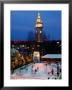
top-left (11, 11), bottom-right (61, 41)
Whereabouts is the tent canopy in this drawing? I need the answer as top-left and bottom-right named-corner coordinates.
top-left (42, 54), bottom-right (61, 59)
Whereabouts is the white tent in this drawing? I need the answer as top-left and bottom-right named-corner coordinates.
top-left (42, 54), bottom-right (61, 59)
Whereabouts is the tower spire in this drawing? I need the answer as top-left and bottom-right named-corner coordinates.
top-left (36, 12), bottom-right (43, 28)
top-left (38, 12), bottom-right (40, 19)
top-left (35, 13), bottom-right (43, 42)
top-left (38, 12), bottom-right (40, 16)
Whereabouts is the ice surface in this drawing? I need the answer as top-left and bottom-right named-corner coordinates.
top-left (11, 62), bottom-right (61, 79)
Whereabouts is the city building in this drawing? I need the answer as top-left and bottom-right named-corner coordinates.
top-left (35, 13), bottom-right (43, 42)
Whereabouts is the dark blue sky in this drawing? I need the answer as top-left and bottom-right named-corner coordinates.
top-left (11, 11), bottom-right (61, 41)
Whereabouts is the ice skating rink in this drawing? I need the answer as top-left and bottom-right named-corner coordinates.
top-left (11, 62), bottom-right (61, 79)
